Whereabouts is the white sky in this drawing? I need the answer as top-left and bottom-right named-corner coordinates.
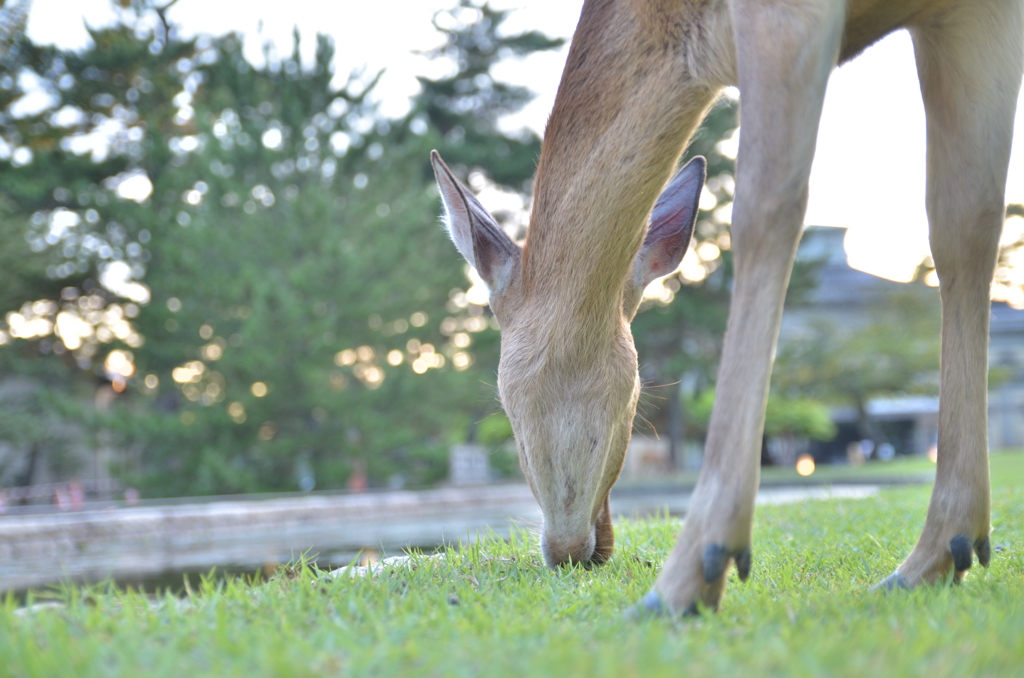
top-left (25, 0), bottom-right (1024, 283)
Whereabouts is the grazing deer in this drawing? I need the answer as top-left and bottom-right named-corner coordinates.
top-left (432, 0), bottom-right (1023, 616)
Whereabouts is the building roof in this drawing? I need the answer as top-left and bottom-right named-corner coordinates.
top-left (790, 226), bottom-right (1024, 370)
top-left (795, 226), bottom-right (911, 309)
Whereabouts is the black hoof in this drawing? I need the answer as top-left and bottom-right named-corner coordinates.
top-left (975, 536), bottom-right (991, 568)
top-left (873, 571), bottom-right (910, 592)
top-left (625, 590), bottom-right (704, 620)
top-left (703, 544), bottom-right (752, 584)
top-left (735, 547), bottom-right (752, 582)
top-left (625, 590), bottom-right (670, 620)
top-left (702, 544), bottom-right (730, 584)
top-left (949, 535), bottom-right (973, 573)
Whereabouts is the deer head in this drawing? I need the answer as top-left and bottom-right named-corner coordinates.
top-left (431, 150), bottom-right (704, 566)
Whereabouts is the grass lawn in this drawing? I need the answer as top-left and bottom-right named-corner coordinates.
top-left (616, 453), bottom-right (942, 491)
top-left (3, 451), bottom-right (1023, 677)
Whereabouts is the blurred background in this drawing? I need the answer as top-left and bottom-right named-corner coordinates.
top-left (0, 0), bottom-right (1022, 590)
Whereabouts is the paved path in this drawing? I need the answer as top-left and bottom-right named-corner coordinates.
top-left (0, 483), bottom-right (882, 592)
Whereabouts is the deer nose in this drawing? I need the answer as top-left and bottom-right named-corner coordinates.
top-left (541, 527), bottom-right (596, 567)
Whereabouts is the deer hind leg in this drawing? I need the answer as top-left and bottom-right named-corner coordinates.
top-left (878, 1), bottom-right (1023, 590)
top-left (636, 0), bottom-right (847, 617)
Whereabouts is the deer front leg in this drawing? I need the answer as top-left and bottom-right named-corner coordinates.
top-left (877, 1), bottom-right (1023, 590)
top-left (637, 0), bottom-right (846, 616)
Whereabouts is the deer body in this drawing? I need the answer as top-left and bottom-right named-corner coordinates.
top-left (433, 0), bottom-right (1023, 613)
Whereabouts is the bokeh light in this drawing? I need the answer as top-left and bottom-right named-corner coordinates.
top-left (795, 454), bottom-right (816, 477)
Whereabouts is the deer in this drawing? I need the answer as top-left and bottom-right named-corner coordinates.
top-left (431, 0), bottom-right (1023, 617)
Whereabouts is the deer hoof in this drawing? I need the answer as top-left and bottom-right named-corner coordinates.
top-left (735, 547), bottom-right (752, 582)
top-left (624, 589), bottom-right (703, 620)
top-left (624, 590), bottom-right (670, 620)
top-left (702, 543), bottom-right (751, 584)
top-left (702, 544), bottom-right (730, 584)
top-left (949, 535), bottom-right (973, 575)
top-left (974, 536), bottom-right (991, 568)
top-left (872, 570), bottom-right (910, 592)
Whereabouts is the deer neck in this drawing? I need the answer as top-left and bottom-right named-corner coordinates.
top-left (520, 0), bottom-right (731, 346)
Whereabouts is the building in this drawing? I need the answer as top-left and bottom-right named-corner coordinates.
top-left (783, 226), bottom-right (1024, 459)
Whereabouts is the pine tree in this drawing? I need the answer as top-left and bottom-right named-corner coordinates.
top-left (406, 0), bottom-right (563, 191)
top-left (0, 0), bottom-right (564, 495)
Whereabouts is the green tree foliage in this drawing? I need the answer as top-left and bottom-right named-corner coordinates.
top-left (627, 100), bottom-right (738, 461)
top-left (0, 0), bottom-right (559, 496)
top-left (771, 284), bottom-right (941, 439)
top-left (628, 100), bottom-right (834, 461)
top-left (685, 389), bottom-right (836, 442)
top-left (0, 378), bottom-right (85, 486)
top-left (632, 100), bottom-right (738, 393)
top-left (408, 0), bottom-right (563, 191)
top-left (627, 99), bottom-right (826, 459)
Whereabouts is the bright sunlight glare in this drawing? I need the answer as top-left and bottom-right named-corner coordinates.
top-left (807, 31), bottom-right (1024, 283)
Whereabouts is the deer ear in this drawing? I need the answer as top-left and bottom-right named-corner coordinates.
top-left (633, 156), bottom-right (705, 288)
top-left (431, 150), bottom-right (520, 296)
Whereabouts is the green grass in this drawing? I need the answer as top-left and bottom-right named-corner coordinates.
top-left (619, 447), bottom-right (1024, 489)
top-left (759, 454), bottom-right (936, 484)
top-left (3, 451), bottom-right (1023, 677)
top-left (617, 453), bottom-right (941, 491)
